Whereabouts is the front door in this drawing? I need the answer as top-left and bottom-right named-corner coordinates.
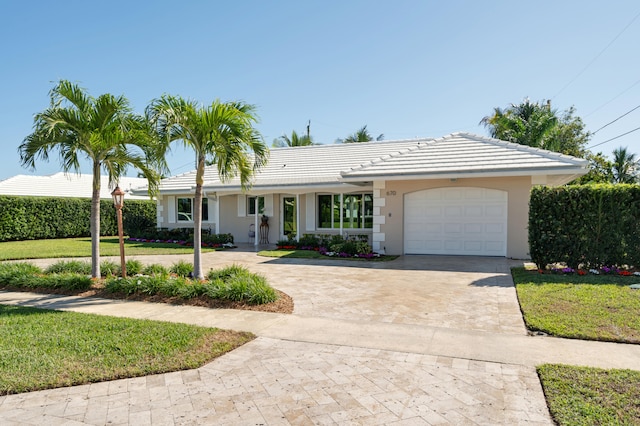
top-left (282, 196), bottom-right (297, 238)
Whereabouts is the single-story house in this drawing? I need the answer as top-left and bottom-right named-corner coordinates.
top-left (0, 172), bottom-right (149, 200)
top-left (135, 133), bottom-right (588, 258)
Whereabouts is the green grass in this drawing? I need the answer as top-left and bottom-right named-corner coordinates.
top-left (512, 267), bottom-right (640, 343)
top-left (538, 364), bottom-right (640, 425)
top-left (258, 249), bottom-right (398, 261)
top-left (0, 237), bottom-right (215, 260)
top-left (0, 304), bottom-right (253, 395)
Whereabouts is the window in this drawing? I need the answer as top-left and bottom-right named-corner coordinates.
top-left (317, 193), bottom-right (373, 229)
top-left (177, 197), bottom-right (208, 222)
top-left (247, 196), bottom-right (264, 215)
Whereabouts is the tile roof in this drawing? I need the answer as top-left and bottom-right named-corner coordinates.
top-left (0, 173), bottom-right (150, 200)
top-left (149, 133), bottom-right (589, 194)
top-left (341, 133), bottom-right (589, 180)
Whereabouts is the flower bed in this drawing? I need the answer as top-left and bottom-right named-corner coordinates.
top-left (128, 237), bottom-right (235, 249)
top-left (539, 266), bottom-right (640, 276)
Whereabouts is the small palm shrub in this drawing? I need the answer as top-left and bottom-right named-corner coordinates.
top-left (170, 261), bottom-right (193, 277)
top-left (142, 264), bottom-right (170, 277)
top-left (46, 260), bottom-right (91, 275)
top-left (0, 262), bottom-right (91, 291)
top-left (100, 260), bottom-right (120, 277)
top-left (125, 259), bottom-right (143, 275)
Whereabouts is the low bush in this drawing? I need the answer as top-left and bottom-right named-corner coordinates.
top-left (142, 264), bottom-right (169, 277)
top-left (170, 260), bottom-right (193, 277)
top-left (100, 260), bottom-right (120, 276)
top-left (125, 259), bottom-right (143, 275)
top-left (0, 262), bottom-right (91, 291)
top-left (45, 260), bottom-right (91, 275)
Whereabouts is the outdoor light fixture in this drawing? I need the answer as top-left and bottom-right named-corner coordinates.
top-left (111, 185), bottom-right (126, 278)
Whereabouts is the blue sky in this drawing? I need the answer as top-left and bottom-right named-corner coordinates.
top-left (1, 1), bottom-right (639, 180)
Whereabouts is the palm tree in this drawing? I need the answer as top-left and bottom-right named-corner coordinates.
top-left (611, 146), bottom-right (638, 183)
top-left (272, 130), bottom-right (314, 147)
top-left (19, 80), bottom-right (162, 278)
top-left (146, 96), bottom-right (268, 279)
top-left (339, 125), bottom-right (384, 143)
top-left (481, 99), bottom-right (557, 149)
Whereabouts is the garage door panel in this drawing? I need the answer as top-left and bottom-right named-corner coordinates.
top-left (464, 223), bottom-right (483, 233)
top-left (444, 206), bottom-right (462, 216)
top-left (404, 187), bottom-right (507, 256)
top-left (464, 206), bottom-right (483, 217)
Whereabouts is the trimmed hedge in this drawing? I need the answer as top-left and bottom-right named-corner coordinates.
top-left (529, 184), bottom-right (640, 269)
top-left (0, 196), bottom-right (156, 242)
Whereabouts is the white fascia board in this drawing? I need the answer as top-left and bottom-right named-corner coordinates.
top-left (339, 166), bottom-right (588, 182)
top-left (201, 183), bottom-right (371, 196)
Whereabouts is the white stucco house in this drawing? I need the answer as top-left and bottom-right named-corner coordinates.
top-left (0, 172), bottom-right (149, 200)
top-left (134, 133), bottom-right (588, 258)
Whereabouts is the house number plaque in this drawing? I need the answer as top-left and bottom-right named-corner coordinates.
top-left (386, 191), bottom-right (396, 196)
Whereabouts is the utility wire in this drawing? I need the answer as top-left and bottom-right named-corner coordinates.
top-left (587, 126), bottom-right (640, 149)
top-left (585, 78), bottom-right (640, 118)
top-left (592, 104), bottom-right (640, 134)
top-left (552, 9), bottom-right (640, 100)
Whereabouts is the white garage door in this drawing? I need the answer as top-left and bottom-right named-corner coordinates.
top-left (404, 187), bottom-right (507, 256)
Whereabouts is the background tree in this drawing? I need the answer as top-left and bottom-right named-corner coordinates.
top-left (481, 98), bottom-right (590, 157)
top-left (611, 146), bottom-right (638, 183)
top-left (272, 130), bottom-right (314, 147)
top-left (337, 125), bottom-right (384, 143)
top-left (19, 80), bottom-right (162, 278)
top-left (146, 96), bottom-right (268, 279)
top-left (574, 152), bottom-right (614, 184)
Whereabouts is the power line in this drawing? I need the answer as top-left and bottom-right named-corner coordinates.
top-left (552, 9), bottom-right (640, 100)
top-left (592, 104), bottom-right (640, 134)
top-left (585, 77), bottom-right (640, 118)
top-left (587, 126), bottom-right (640, 149)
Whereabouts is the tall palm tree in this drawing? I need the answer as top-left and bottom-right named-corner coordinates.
top-left (19, 80), bottom-right (162, 278)
top-left (339, 125), bottom-right (384, 143)
top-left (481, 98), bottom-right (557, 148)
top-left (272, 130), bottom-right (314, 147)
top-left (611, 146), bottom-right (638, 183)
top-left (146, 96), bottom-right (268, 279)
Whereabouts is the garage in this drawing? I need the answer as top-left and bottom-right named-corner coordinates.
top-left (404, 187), bottom-right (507, 256)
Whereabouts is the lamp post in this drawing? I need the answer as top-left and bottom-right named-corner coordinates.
top-left (111, 185), bottom-right (126, 278)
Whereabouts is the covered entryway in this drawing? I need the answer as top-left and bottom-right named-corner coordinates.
top-left (404, 187), bottom-right (507, 256)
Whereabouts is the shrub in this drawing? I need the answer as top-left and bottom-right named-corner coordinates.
top-left (0, 262), bottom-right (42, 286)
top-left (170, 261), bottom-right (193, 278)
top-left (100, 260), bottom-right (120, 277)
top-left (125, 259), bottom-right (143, 275)
top-left (207, 264), bottom-right (249, 281)
top-left (142, 264), bottom-right (169, 277)
top-left (329, 240), bottom-right (371, 256)
top-left (45, 260), bottom-right (91, 275)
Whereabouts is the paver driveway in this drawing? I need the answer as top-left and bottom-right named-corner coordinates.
top-left (2, 250), bottom-right (555, 424)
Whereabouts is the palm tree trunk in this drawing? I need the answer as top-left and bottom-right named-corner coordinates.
top-left (91, 162), bottom-right (101, 278)
top-left (192, 155), bottom-right (205, 279)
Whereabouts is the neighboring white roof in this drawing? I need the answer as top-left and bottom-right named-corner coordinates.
top-left (0, 172), bottom-right (151, 200)
top-left (146, 132), bottom-right (589, 195)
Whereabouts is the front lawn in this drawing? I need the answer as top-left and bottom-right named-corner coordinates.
top-left (512, 267), bottom-right (640, 343)
top-left (0, 304), bottom-right (253, 395)
top-left (0, 237), bottom-right (216, 260)
top-left (538, 364), bottom-right (640, 425)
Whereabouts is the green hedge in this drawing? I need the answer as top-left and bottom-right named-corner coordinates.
top-left (529, 185), bottom-right (640, 269)
top-left (0, 196), bottom-right (156, 242)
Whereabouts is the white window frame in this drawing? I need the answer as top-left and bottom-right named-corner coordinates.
top-left (317, 193), bottom-right (373, 230)
top-left (177, 197), bottom-right (209, 222)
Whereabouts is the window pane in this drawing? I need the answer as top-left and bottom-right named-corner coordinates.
top-left (318, 195), bottom-right (332, 228)
top-left (343, 194), bottom-right (362, 229)
top-left (364, 193), bottom-right (373, 228)
top-left (333, 195), bottom-right (341, 229)
top-left (202, 198), bottom-right (209, 221)
top-left (247, 197), bottom-right (265, 215)
top-left (177, 198), bottom-right (192, 222)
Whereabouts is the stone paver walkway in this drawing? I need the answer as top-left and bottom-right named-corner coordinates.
top-left (1, 252), bottom-right (638, 424)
